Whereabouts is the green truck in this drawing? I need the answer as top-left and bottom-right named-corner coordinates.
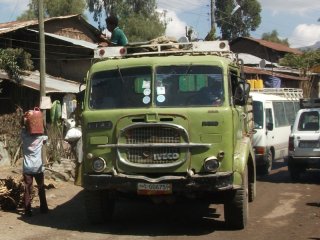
top-left (78, 41), bottom-right (256, 229)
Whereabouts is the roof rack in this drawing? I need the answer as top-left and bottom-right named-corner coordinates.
top-left (251, 88), bottom-right (303, 100)
top-left (94, 41), bottom-right (235, 60)
top-left (300, 98), bottom-right (320, 109)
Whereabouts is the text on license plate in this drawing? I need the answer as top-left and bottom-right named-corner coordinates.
top-left (137, 183), bottom-right (172, 195)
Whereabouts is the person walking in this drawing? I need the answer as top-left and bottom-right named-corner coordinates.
top-left (21, 116), bottom-right (49, 217)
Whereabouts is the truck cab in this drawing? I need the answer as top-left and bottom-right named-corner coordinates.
top-left (79, 40), bottom-right (256, 229)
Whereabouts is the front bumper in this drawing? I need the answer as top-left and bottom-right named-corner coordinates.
top-left (83, 171), bottom-right (235, 193)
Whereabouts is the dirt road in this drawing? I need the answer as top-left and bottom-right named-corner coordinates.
top-left (1, 160), bottom-right (319, 240)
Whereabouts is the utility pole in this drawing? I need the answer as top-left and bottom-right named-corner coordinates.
top-left (210, 0), bottom-right (216, 31)
top-left (39, 0), bottom-right (46, 123)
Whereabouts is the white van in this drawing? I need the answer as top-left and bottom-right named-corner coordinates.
top-left (250, 88), bottom-right (302, 174)
top-left (288, 99), bottom-right (320, 180)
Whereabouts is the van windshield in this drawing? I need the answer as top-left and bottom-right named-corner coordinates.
top-left (253, 101), bottom-right (263, 129)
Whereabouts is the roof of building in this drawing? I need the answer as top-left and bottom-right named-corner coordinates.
top-left (0, 14), bottom-right (100, 36)
top-left (244, 66), bottom-right (308, 81)
top-left (237, 53), bottom-right (276, 66)
top-left (0, 70), bottom-right (81, 94)
top-left (231, 37), bottom-right (303, 55)
top-left (28, 29), bottom-right (98, 49)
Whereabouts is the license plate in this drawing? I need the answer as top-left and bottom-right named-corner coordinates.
top-left (299, 141), bottom-right (319, 148)
top-left (137, 183), bottom-right (172, 195)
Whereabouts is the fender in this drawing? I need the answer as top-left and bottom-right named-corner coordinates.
top-left (233, 136), bottom-right (255, 186)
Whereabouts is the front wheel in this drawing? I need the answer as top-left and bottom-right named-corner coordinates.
top-left (260, 149), bottom-right (273, 175)
top-left (224, 167), bottom-right (249, 230)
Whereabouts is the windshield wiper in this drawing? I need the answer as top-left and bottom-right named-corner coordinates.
top-left (117, 65), bottom-right (124, 83)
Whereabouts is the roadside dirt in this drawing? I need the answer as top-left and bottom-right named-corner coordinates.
top-left (0, 160), bottom-right (319, 240)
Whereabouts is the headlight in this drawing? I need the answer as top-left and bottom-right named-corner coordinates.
top-left (92, 157), bottom-right (106, 172)
top-left (204, 157), bottom-right (220, 172)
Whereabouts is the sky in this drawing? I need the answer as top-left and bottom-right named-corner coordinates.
top-left (0, 0), bottom-right (319, 48)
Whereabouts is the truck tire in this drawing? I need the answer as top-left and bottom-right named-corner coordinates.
top-left (224, 167), bottom-right (249, 229)
top-left (84, 189), bottom-right (115, 224)
top-left (248, 180), bottom-right (256, 203)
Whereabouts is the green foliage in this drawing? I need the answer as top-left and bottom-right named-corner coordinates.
top-left (0, 48), bottom-right (34, 83)
top-left (215, 0), bottom-right (261, 41)
top-left (262, 30), bottom-right (289, 46)
top-left (17, 0), bottom-right (86, 20)
top-left (87, 0), bottom-right (166, 41)
top-left (280, 50), bottom-right (320, 69)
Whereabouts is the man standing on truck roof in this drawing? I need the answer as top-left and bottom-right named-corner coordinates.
top-left (100, 15), bottom-right (128, 46)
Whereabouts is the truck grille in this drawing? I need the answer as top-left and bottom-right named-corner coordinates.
top-left (120, 125), bottom-right (184, 165)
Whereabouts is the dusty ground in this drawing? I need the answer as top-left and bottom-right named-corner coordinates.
top-left (0, 160), bottom-right (319, 240)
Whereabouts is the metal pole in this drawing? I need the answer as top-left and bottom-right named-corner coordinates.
top-left (211, 0), bottom-right (216, 31)
top-left (39, 0), bottom-right (46, 123)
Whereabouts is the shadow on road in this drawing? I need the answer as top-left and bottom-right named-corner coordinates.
top-left (17, 192), bottom-right (230, 236)
top-left (257, 159), bottom-right (320, 185)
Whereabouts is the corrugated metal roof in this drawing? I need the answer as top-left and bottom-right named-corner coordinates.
top-left (0, 70), bottom-right (81, 94)
top-left (28, 29), bottom-right (98, 49)
top-left (0, 14), bottom-right (100, 36)
top-left (237, 53), bottom-right (276, 66)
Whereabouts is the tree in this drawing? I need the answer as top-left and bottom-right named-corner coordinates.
top-left (87, 0), bottom-right (166, 42)
top-left (262, 30), bottom-right (289, 46)
top-left (215, 0), bottom-right (261, 41)
top-left (17, 0), bottom-right (86, 21)
top-left (280, 50), bottom-right (320, 70)
top-left (0, 48), bottom-right (34, 83)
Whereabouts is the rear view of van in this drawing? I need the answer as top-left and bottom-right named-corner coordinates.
top-left (288, 99), bottom-right (320, 180)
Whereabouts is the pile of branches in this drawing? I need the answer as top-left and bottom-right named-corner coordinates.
top-left (0, 176), bottom-right (25, 210)
top-left (0, 109), bottom-right (23, 165)
top-left (0, 109), bottom-right (75, 166)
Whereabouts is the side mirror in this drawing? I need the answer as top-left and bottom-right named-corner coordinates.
top-left (234, 82), bottom-right (250, 106)
top-left (267, 122), bottom-right (274, 131)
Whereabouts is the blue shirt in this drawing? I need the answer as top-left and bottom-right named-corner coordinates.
top-left (111, 27), bottom-right (128, 46)
top-left (21, 129), bottom-right (48, 174)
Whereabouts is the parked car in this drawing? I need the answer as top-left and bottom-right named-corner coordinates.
top-left (288, 98), bottom-right (320, 180)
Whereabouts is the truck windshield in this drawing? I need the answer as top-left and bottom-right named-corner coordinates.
top-left (155, 65), bottom-right (224, 107)
top-left (89, 66), bottom-right (152, 109)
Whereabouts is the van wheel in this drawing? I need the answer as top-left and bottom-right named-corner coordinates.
top-left (224, 167), bottom-right (249, 229)
top-left (260, 149), bottom-right (273, 175)
top-left (84, 189), bottom-right (115, 224)
top-left (288, 157), bottom-right (301, 181)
